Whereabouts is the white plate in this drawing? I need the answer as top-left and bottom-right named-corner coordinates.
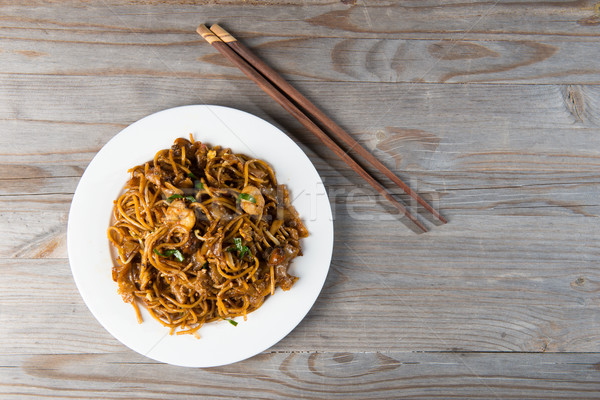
top-left (68, 105), bottom-right (333, 367)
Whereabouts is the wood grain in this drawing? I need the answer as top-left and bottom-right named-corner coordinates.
top-left (2, 79), bottom-right (599, 228)
top-left (1, 352), bottom-right (600, 399)
top-left (2, 0), bottom-right (600, 397)
top-left (1, 78), bottom-right (599, 153)
top-left (2, 220), bottom-right (600, 354)
top-left (0, 2), bottom-right (599, 84)
top-left (2, 35), bottom-right (599, 85)
top-left (2, 79), bottom-right (600, 257)
top-left (2, 0), bottom-right (599, 39)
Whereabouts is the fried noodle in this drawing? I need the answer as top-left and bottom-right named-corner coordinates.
top-left (107, 136), bottom-right (308, 336)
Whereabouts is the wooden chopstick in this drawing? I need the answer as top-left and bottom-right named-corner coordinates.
top-left (209, 24), bottom-right (446, 226)
top-left (196, 24), bottom-right (429, 233)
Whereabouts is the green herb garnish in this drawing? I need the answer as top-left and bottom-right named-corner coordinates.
top-left (227, 237), bottom-right (252, 260)
top-left (187, 171), bottom-right (197, 180)
top-left (234, 237), bottom-right (251, 259)
top-left (167, 194), bottom-right (196, 203)
top-left (237, 193), bottom-right (256, 204)
top-left (153, 248), bottom-right (185, 262)
top-left (233, 237), bottom-right (243, 251)
top-left (225, 319), bottom-right (238, 326)
top-left (194, 181), bottom-right (204, 190)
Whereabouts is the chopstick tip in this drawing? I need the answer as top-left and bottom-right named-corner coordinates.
top-left (209, 24), bottom-right (236, 43)
top-left (196, 24), bottom-right (220, 44)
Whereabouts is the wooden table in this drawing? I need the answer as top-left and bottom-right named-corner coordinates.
top-left (2, 1), bottom-right (600, 398)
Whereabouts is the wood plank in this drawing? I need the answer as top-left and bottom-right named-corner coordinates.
top-left (1, 169), bottom-right (600, 258)
top-left (1, 2), bottom-right (600, 85)
top-left (1, 351), bottom-right (600, 399)
top-left (1, 32), bottom-right (599, 85)
top-left (1, 0), bottom-right (599, 40)
top-left (2, 224), bottom-right (600, 354)
top-left (0, 211), bottom-right (67, 258)
top-left (0, 194), bottom-right (72, 213)
top-left (2, 167), bottom-right (600, 216)
top-left (1, 78), bottom-right (599, 160)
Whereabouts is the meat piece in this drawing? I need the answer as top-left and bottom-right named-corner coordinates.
top-left (248, 165), bottom-right (267, 179)
top-left (209, 261), bottom-right (224, 285)
top-left (222, 152), bottom-right (242, 168)
top-left (207, 232), bottom-right (223, 258)
top-left (193, 269), bottom-right (210, 296)
top-left (146, 168), bottom-right (162, 187)
top-left (210, 238), bottom-right (222, 257)
top-left (209, 203), bottom-right (227, 220)
top-left (275, 264), bottom-right (296, 291)
top-left (261, 186), bottom-right (277, 202)
top-left (192, 250), bottom-right (207, 270)
top-left (180, 233), bottom-right (201, 256)
top-left (249, 280), bottom-right (270, 307)
top-left (173, 175), bottom-right (193, 188)
top-left (113, 263), bottom-right (135, 302)
top-left (195, 144), bottom-right (208, 170)
top-left (121, 240), bottom-right (139, 260)
top-left (284, 206), bottom-right (308, 237)
top-left (165, 200), bottom-right (196, 231)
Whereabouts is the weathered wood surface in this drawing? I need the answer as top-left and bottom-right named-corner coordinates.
top-left (1, 1), bottom-right (600, 84)
top-left (1, 0), bottom-right (600, 398)
top-left (2, 224), bottom-right (600, 354)
top-left (2, 352), bottom-right (600, 399)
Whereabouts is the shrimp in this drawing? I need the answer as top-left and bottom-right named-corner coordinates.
top-left (165, 199), bottom-right (196, 231)
top-left (240, 185), bottom-right (265, 216)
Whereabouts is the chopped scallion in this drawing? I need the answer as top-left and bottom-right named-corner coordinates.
top-left (230, 237), bottom-right (251, 260)
top-left (153, 248), bottom-right (185, 262)
top-left (167, 194), bottom-right (196, 203)
top-left (237, 193), bottom-right (256, 204)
